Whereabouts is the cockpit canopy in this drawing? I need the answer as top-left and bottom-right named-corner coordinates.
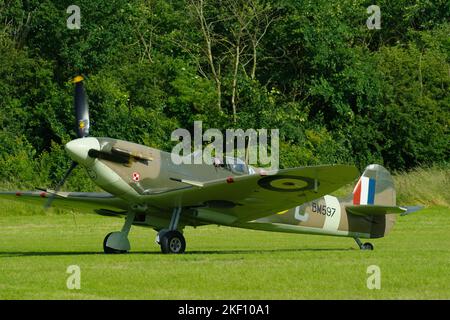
top-left (223, 156), bottom-right (256, 175)
top-left (181, 151), bottom-right (255, 175)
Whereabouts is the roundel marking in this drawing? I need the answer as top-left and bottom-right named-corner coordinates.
top-left (257, 175), bottom-right (317, 192)
top-left (132, 172), bottom-right (140, 182)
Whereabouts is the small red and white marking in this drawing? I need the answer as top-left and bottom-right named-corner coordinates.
top-left (132, 172), bottom-right (140, 182)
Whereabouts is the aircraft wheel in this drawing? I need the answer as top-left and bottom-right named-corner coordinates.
top-left (362, 242), bottom-right (374, 250)
top-left (160, 230), bottom-right (186, 254)
top-left (155, 229), bottom-right (169, 245)
top-left (103, 232), bottom-right (128, 254)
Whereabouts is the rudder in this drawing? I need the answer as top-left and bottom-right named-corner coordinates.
top-left (353, 164), bottom-right (396, 206)
top-left (351, 164), bottom-right (397, 238)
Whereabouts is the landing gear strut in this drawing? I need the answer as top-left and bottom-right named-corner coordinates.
top-left (103, 212), bottom-right (136, 254)
top-left (354, 237), bottom-right (374, 251)
top-left (156, 207), bottom-right (186, 254)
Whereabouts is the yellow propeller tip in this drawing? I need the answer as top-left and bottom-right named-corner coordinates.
top-left (73, 75), bottom-right (84, 83)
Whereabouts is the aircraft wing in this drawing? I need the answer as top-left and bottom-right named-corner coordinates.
top-left (0, 191), bottom-right (128, 215)
top-left (0, 165), bottom-right (358, 224)
top-left (143, 164), bottom-right (359, 223)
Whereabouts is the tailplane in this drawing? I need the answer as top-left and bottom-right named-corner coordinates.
top-left (345, 164), bottom-right (423, 243)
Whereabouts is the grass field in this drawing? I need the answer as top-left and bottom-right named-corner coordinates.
top-left (0, 201), bottom-right (449, 299)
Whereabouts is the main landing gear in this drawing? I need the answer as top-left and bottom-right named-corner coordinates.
top-left (157, 230), bottom-right (186, 254)
top-left (155, 206), bottom-right (186, 254)
top-left (103, 212), bottom-right (135, 254)
top-left (354, 237), bottom-right (374, 250)
top-left (102, 207), bottom-right (186, 254)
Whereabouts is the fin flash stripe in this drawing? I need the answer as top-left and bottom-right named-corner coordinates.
top-left (353, 176), bottom-right (376, 205)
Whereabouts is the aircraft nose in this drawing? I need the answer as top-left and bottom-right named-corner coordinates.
top-left (65, 137), bottom-right (100, 166)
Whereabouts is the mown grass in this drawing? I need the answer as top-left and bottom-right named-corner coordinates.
top-left (0, 167), bottom-right (448, 299)
top-left (0, 205), bottom-right (449, 299)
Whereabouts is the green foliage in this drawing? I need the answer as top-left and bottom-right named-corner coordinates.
top-left (375, 38), bottom-right (450, 169)
top-left (0, 0), bottom-right (448, 190)
top-left (0, 131), bottom-right (39, 188)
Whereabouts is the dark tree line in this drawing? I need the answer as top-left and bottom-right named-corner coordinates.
top-left (0, 0), bottom-right (449, 190)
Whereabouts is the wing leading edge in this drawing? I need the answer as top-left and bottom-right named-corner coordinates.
top-left (0, 191), bottom-right (128, 213)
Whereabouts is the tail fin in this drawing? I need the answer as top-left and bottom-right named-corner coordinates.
top-left (352, 164), bottom-right (396, 206)
top-left (349, 164), bottom-right (397, 238)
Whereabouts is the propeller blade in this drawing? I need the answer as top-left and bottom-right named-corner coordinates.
top-left (44, 161), bottom-right (78, 209)
top-left (44, 77), bottom-right (89, 208)
top-left (73, 75), bottom-right (90, 138)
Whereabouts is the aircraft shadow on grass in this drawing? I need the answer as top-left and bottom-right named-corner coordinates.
top-left (0, 247), bottom-right (355, 258)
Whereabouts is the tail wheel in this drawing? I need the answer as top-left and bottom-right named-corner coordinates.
top-left (362, 242), bottom-right (374, 250)
top-left (160, 230), bottom-right (186, 254)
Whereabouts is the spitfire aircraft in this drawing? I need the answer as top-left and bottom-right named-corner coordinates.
top-left (0, 76), bottom-right (419, 254)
